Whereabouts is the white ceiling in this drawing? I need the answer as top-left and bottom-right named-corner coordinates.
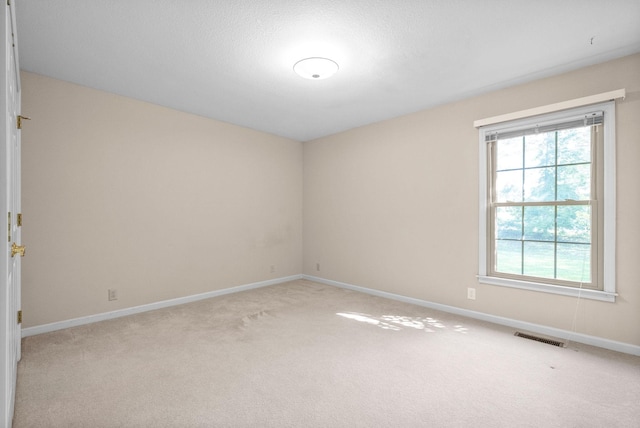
top-left (16, 0), bottom-right (640, 142)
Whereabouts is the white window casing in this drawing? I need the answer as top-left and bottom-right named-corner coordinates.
top-left (476, 97), bottom-right (620, 302)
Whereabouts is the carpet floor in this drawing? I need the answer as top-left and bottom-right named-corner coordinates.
top-left (13, 279), bottom-right (640, 427)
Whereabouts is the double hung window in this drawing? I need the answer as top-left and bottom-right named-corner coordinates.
top-left (477, 102), bottom-right (616, 301)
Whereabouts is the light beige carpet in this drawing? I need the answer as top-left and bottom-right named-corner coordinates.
top-left (14, 280), bottom-right (640, 427)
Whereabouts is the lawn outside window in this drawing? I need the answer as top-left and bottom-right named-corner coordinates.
top-left (477, 101), bottom-right (616, 302)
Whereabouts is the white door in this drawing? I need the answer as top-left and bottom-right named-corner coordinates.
top-left (2, 1), bottom-right (22, 426)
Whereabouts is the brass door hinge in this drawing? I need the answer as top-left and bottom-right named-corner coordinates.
top-left (17, 310), bottom-right (22, 324)
top-left (17, 213), bottom-right (22, 227)
top-left (17, 115), bottom-right (31, 130)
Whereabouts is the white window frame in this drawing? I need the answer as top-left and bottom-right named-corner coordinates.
top-left (477, 101), bottom-right (617, 302)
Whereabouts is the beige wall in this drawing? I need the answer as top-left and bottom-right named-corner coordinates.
top-left (21, 72), bottom-right (303, 327)
top-left (21, 54), bottom-right (640, 347)
top-left (304, 53), bottom-right (640, 346)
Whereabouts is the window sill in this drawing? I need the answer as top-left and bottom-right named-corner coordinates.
top-left (477, 275), bottom-right (616, 302)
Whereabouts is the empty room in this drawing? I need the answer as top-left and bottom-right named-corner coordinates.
top-left (2, 1), bottom-right (639, 427)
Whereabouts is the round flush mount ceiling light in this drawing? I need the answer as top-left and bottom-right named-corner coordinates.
top-left (293, 57), bottom-right (339, 80)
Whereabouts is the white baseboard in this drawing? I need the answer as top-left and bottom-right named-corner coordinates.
top-left (23, 273), bottom-right (640, 356)
top-left (22, 275), bottom-right (303, 338)
top-left (303, 275), bottom-right (640, 357)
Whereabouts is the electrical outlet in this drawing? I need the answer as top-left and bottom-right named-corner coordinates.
top-left (316, 263), bottom-right (320, 271)
top-left (108, 289), bottom-right (118, 301)
top-left (467, 287), bottom-right (476, 300)
top-left (270, 265), bottom-right (276, 273)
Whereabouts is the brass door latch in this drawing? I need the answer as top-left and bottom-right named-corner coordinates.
top-left (11, 242), bottom-right (25, 257)
top-left (17, 115), bottom-right (31, 129)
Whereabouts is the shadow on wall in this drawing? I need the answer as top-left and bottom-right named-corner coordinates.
top-left (336, 312), bottom-right (469, 333)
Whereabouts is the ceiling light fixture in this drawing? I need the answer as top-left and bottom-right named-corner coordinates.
top-left (293, 57), bottom-right (339, 80)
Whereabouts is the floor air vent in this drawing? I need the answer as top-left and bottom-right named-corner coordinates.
top-left (514, 332), bottom-right (565, 347)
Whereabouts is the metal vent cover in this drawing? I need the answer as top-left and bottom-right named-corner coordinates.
top-left (514, 332), bottom-right (566, 347)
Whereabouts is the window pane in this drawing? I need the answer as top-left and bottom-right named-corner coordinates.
top-left (523, 242), bottom-right (555, 279)
top-left (484, 106), bottom-right (610, 291)
top-left (495, 170), bottom-right (523, 202)
top-left (496, 137), bottom-right (523, 171)
top-left (557, 127), bottom-right (591, 165)
top-left (524, 206), bottom-right (554, 241)
top-left (557, 243), bottom-right (591, 282)
top-left (496, 240), bottom-right (521, 275)
top-left (496, 207), bottom-right (522, 240)
top-left (557, 205), bottom-right (591, 243)
top-left (557, 164), bottom-right (590, 200)
top-left (525, 132), bottom-right (555, 168)
top-left (524, 167), bottom-right (555, 202)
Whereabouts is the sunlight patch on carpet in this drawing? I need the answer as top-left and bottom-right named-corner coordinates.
top-left (336, 312), bottom-right (468, 333)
